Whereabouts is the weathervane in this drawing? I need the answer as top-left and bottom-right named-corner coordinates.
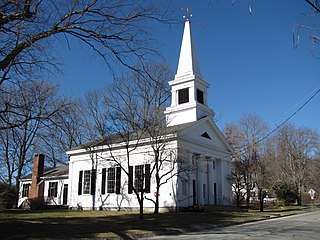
top-left (181, 7), bottom-right (192, 21)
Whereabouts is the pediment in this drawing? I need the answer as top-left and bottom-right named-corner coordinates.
top-left (177, 117), bottom-right (233, 154)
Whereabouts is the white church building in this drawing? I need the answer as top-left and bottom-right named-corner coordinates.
top-left (18, 18), bottom-right (233, 211)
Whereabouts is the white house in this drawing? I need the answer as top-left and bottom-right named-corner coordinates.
top-left (18, 154), bottom-right (69, 208)
top-left (66, 18), bottom-right (233, 211)
top-left (18, 17), bottom-right (233, 211)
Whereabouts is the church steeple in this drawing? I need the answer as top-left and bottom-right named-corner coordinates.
top-left (164, 16), bottom-right (214, 126)
top-left (176, 19), bottom-right (201, 79)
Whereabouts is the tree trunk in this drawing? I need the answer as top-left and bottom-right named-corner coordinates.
top-left (258, 188), bottom-right (264, 212)
top-left (139, 191), bottom-right (144, 220)
top-left (154, 157), bottom-right (160, 214)
top-left (297, 184), bottom-right (302, 206)
top-left (246, 185), bottom-right (250, 207)
top-left (154, 186), bottom-right (159, 214)
top-left (14, 180), bottom-right (20, 208)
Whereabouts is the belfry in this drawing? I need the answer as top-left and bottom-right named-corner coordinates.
top-left (164, 15), bottom-right (214, 126)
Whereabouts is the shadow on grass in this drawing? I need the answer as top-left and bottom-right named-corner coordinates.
top-left (0, 210), bottom-right (237, 239)
top-left (1, 206), bottom-right (314, 239)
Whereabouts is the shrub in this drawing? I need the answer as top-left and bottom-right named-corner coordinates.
top-left (0, 183), bottom-right (17, 210)
top-left (274, 183), bottom-right (298, 205)
top-left (29, 197), bottom-right (45, 210)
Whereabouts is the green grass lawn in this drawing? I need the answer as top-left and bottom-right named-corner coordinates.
top-left (0, 206), bottom-right (314, 239)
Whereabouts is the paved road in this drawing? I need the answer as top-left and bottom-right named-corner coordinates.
top-left (149, 210), bottom-right (320, 240)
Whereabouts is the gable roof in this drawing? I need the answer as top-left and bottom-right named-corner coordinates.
top-left (20, 165), bottom-right (69, 181)
top-left (66, 117), bottom-right (233, 158)
top-left (67, 122), bottom-right (195, 153)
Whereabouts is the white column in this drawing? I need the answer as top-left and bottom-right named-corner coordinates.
top-left (207, 158), bottom-right (214, 204)
top-left (187, 152), bottom-right (193, 206)
top-left (197, 155), bottom-right (205, 205)
top-left (216, 159), bottom-right (222, 204)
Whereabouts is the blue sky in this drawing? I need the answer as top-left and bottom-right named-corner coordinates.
top-left (56, 1), bottom-right (320, 132)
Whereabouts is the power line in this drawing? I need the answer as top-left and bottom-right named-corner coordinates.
top-left (233, 84), bottom-right (320, 158)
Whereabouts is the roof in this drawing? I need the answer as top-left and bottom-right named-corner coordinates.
top-left (68, 122), bottom-right (195, 152)
top-left (20, 165), bottom-right (69, 181)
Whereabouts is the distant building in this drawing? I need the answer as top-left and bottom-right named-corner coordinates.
top-left (18, 154), bottom-right (68, 208)
top-left (18, 18), bottom-right (233, 211)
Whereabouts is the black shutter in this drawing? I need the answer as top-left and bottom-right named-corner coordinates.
top-left (116, 167), bottom-right (121, 194)
top-left (101, 168), bottom-right (106, 195)
top-left (54, 182), bottom-right (58, 197)
top-left (78, 171), bottom-right (83, 195)
top-left (145, 164), bottom-right (151, 193)
top-left (128, 166), bottom-right (133, 194)
top-left (48, 183), bottom-right (51, 197)
top-left (90, 169), bottom-right (96, 195)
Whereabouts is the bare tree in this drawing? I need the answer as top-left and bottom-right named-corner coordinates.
top-left (0, 80), bottom-right (68, 196)
top-left (305, 0), bottom-right (320, 13)
top-left (230, 159), bottom-right (246, 207)
top-left (82, 90), bottom-right (110, 140)
top-left (253, 150), bottom-right (274, 212)
top-left (104, 74), bottom-right (146, 218)
top-left (132, 62), bottom-right (182, 214)
top-left (225, 114), bottom-right (269, 209)
top-left (271, 123), bottom-right (319, 205)
top-left (0, 0), bottom-right (175, 84)
top-left (224, 123), bottom-right (246, 207)
top-left (0, 0), bottom-right (176, 131)
top-left (36, 100), bottom-right (85, 167)
top-left (86, 61), bottom-right (179, 217)
top-left (79, 89), bottom-right (110, 210)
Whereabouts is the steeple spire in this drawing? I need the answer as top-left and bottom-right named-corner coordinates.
top-left (176, 13), bottom-right (201, 79)
top-left (164, 13), bottom-right (214, 127)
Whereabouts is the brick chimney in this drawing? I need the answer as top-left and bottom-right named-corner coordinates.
top-left (29, 154), bottom-right (45, 199)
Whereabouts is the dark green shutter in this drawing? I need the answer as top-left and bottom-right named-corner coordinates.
top-left (128, 166), bottom-right (133, 194)
top-left (116, 167), bottom-right (121, 194)
top-left (54, 182), bottom-right (58, 197)
top-left (78, 171), bottom-right (83, 195)
top-left (48, 183), bottom-right (51, 197)
top-left (90, 169), bottom-right (96, 195)
top-left (145, 164), bottom-right (151, 193)
top-left (101, 168), bottom-right (106, 195)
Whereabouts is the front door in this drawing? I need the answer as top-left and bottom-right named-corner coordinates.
top-left (192, 180), bottom-right (197, 205)
top-left (63, 184), bottom-right (68, 205)
top-left (214, 183), bottom-right (217, 205)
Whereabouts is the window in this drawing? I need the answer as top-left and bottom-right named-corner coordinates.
top-left (212, 160), bottom-right (215, 169)
top-left (135, 165), bottom-right (144, 192)
top-left (48, 182), bottom-right (58, 197)
top-left (130, 164), bottom-right (151, 193)
top-left (83, 170), bottom-right (91, 194)
top-left (107, 168), bottom-right (115, 193)
top-left (78, 170), bottom-right (96, 195)
top-left (178, 88), bottom-right (189, 104)
top-left (22, 183), bottom-right (30, 197)
top-left (203, 184), bottom-right (206, 199)
top-left (197, 89), bottom-right (204, 104)
top-left (102, 167), bottom-right (121, 194)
